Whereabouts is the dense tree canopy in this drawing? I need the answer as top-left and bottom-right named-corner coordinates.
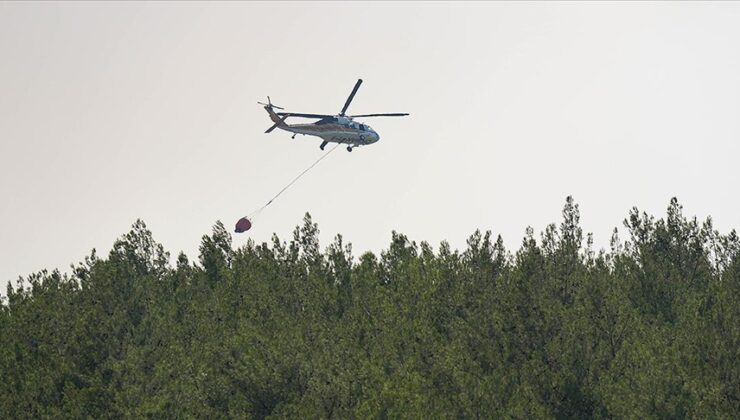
top-left (1, 197), bottom-right (738, 418)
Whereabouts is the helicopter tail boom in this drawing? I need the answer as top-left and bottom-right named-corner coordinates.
top-left (265, 105), bottom-right (284, 124)
top-left (264, 104), bottom-right (289, 133)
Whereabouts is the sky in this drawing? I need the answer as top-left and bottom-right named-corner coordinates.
top-left (2, 2), bottom-right (739, 291)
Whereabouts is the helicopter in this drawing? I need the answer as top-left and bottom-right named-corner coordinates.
top-left (260, 79), bottom-right (408, 152)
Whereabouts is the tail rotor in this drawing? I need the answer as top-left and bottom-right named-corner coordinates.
top-left (260, 96), bottom-right (289, 133)
top-left (258, 96), bottom-right (284, 110)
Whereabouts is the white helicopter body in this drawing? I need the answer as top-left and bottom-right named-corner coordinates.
top-left (261, 79), bottom-right (407, 152)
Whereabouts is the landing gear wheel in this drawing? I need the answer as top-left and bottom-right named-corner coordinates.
top-left (347, 146), bottom-right (353, 152)
top-left (320, 141), bottom-right (328, 151)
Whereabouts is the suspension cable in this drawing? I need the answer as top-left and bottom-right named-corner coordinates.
top-left (247, 143), bottom-right (341, 220)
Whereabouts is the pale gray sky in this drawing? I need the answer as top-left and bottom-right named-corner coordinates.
top-left (2, 2), bottom-right (739, 290)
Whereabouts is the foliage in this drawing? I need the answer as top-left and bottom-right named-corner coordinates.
top-left (1, 200), bottom-right (738, 418)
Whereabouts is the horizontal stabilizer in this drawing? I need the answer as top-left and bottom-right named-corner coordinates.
top-left (265, 115), bottom-right (289, 133)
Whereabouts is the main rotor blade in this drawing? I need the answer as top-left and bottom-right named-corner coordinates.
top-left (340, 79), bottom-right (363, 116)
top-left (277, 112), bottom-right (334, 119)
top-left (349, 113), bottom-right (409, 117)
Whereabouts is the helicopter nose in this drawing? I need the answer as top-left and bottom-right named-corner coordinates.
top-left (372, 131), bottom-right (380, 142)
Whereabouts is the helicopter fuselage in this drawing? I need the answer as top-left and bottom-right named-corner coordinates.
top-left (266, 106), bottom-right (379, 147)
top-left (282, 117), bottom-right (380, 147)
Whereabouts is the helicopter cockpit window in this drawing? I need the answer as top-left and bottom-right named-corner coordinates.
top-left (359, 124), bottom-right (367, 131)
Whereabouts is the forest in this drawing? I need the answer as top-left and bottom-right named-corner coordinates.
top-left (1, 197), bottom-right (738, 418)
